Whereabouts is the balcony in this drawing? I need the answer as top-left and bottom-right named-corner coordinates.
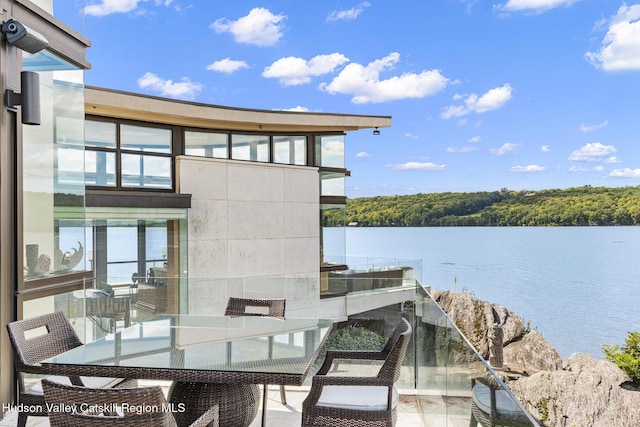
top-left (5, 275), bottom-right (539, 427)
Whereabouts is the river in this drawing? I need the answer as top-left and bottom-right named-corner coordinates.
top-left (328, 226), bottom-right (640, 359)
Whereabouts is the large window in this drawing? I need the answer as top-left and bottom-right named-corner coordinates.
top-left (274, 135), bottom-right (307, 165)
top-left (232, 134), bottom-right (270, 162)
top-left (85, 120), bottom-right (173, 190)
top-left (185, 131), bottom-right (228, 158)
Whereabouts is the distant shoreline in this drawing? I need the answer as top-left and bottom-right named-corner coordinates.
top-left (324, 186), bottom-right (640, 227)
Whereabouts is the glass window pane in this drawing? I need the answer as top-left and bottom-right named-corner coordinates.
top-left (122, 154), bottom-right (172, 189)
top-left (121, 125), bottom-right (171, 154)
top-left (22, 51), bottom-right (87, 282)
top-left (274, 136), bottom-right (307, 165)
top-left (85, 150), bottom-right (116, 186)
top-left (315, 135), bottom-right (345, 168)
top-left (185, 131), bottom-right (228, 158)
top-left (320, 174), bottom-right (345, 197)
top-left (85, 120), bottom-right (116, 148)
top-left (232, 134), bottom-right (270, 162)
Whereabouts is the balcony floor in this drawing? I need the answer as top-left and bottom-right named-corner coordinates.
top-left (0, 381), bottom-right (472, 427)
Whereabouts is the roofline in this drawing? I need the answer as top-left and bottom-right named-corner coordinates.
top-left (85, 86), bottom-right (392, 132)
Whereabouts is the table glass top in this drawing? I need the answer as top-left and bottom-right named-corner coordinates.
top-left (44, 315), bottom-right (333, 375)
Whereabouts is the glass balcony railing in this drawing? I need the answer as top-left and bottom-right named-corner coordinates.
top-left (35, 275), bottom-right (539, 426)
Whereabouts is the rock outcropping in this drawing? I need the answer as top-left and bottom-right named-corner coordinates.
top-left (509, 354), bottom-right (640, 426)
top-left (431, 290), bottom-right (639, 426)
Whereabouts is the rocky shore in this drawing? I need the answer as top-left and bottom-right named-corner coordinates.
top-left (432, 290), bottom-right (640, 426)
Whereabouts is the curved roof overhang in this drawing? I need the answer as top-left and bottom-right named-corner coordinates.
top-left (85, 86), bottom-right (392, 133)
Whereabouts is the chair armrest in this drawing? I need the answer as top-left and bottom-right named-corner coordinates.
top-left (317, 350), bottom-right (386, 375)
top-left (188, 404), bottom-right (219, 427)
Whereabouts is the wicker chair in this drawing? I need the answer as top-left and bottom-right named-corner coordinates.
top-left (301, 317), bottom-right (412, 427)
top-left (225, 297), bottom-right (287, 425)
top-left (6, 311), bottom-right (136, 427)
top-left (42, 379), bottom-right (219, 427)
top-left (469, 377), bottom-right (533, 427)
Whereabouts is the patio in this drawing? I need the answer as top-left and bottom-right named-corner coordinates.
top-left (0, 382), bottom-right (472, 427)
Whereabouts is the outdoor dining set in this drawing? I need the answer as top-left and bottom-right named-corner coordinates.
top-left (5, 298), bottom-right (412, 427)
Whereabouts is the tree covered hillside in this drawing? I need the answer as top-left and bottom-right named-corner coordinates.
top-left (325, 186), bottom-right (640, 227)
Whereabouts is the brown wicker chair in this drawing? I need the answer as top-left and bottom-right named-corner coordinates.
top-left (469, 377), bottom-right (533, 427)
top-left (301, 317), bottom-right (412, 427)
top-left (225, 297), bottom-right (287, 425)
top-left (6, 311), bottom-right (136, 427)
top-left (42, 379), bottom-right (219, 427)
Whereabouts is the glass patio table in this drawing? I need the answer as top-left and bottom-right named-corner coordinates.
top-left (42, 315), bottom-right (333, 427)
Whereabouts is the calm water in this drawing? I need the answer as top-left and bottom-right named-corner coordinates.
top-left (330, 226), bottom-right (640, 359)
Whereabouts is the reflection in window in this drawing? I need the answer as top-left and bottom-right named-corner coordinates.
top-left (320, 174), bottom-right (345, 197)
top-left (85, 151), bottom-right (116, 186)
top-left (185, 131), bottom-right (228, 158)
top-left (232, 134), bottom-right (269, 162)
top-left (274, 136), bottom-right (306, 165)
top-left (121, 125), bottom-right (172, 153)
top-left (122, 154), bottom-right (172, 189)
top-left (315, 135), bottom-right (344, 168)
top-left (86, 121), bottom-right (116, 148)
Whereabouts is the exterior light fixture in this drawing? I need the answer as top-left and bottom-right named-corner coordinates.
top-left (6, 71), bottom-right (41, 125)
top-left (1, 19), bottom-right (49, 53)
top-left (373, 127), bottom-right (380, 135)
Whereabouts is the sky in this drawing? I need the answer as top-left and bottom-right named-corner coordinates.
top-left (54, 0), bottom-right (640, 198)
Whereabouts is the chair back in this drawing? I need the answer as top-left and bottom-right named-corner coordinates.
top-left (6, 311), bottom-right (83, 367)
top-left (42, 379), bottom-right (178, 427)
top-left (225, 297), bottom-right (286, 318)
top-left (378, 318), bottom-right (412, 384)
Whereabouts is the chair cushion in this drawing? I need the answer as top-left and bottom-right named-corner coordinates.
top-left (472, 381), bottom-right (526, 419)
top-left (29, 376), bottom-right (124, 396)
top-left (317, 385), bottom-right (398, 411)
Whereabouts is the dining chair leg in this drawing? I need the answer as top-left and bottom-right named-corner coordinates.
top-left (262, 383), bottom-right (268, 426)
top-left (279, 385), bottom-right (286, 405)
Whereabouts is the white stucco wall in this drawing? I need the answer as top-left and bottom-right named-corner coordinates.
top-left (176, 156), bottom-right (320, 316)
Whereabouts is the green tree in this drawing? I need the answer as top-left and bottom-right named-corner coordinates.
top-left (603, 331), bottom-right (640, 386)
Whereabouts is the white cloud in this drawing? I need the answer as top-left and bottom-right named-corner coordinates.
top-left (84, 0), bottom-right (177, 16)
top-left (211, 8), bottom-right (286, 47)
top-left (327, 1), bottom-right (371, 22)
top-left (356, 152), bottom-right (372, 158)
top-left (387, 161), bottom-right (447, 170)
top-left (610, 168), bottom-right (640, 178)
top-left (137, 72), bottom-right (203, 100)
top-left (568, 142), bottom-right (616, 162)
top-left (446, 146), bottom-right (479, 153)
top-left (490, 142), bottom-right (518, 156)
top-left (263, 54), bottom-right (349, 86)
top-left (604, 156), bottom-right (623, 163)
top-left (321, 52), bottom-right (450, 103)
top-left (280, 106), bottom-right (310, 112)
top-left (85, 0), bottom-right (144, 16)
top-left (579, 120), bottom-right (608, 133)
top-left (206, 58), bottom-right (249, 74)
top-left (468, 135), bottom-right (482, 143)
top-left (496, 0), bottom-right (580, 14)
top-left (441, 84), bottom-right (513, 119)
top-left (541, 145), bottom-right (550, 152)
top-left (510, 165), bottom-right (546, 172)
top-left (569, 165), bottom-right (604, 172)
top-left (404, 133), bottom-right (419, 140)
top-left (585, 4), bottom-right (640, 71)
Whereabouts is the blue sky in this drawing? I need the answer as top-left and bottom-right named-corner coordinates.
top-left (55, 1), bottom-right (640, 197)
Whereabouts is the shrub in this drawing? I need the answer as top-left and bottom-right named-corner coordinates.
top-left (603, 331), bottom-right (640, 386)
top-left (324, 325), bottom-right (385, 351)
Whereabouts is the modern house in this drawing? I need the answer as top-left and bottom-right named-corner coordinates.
top-left (0, 0), bottom-right (418, 409)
